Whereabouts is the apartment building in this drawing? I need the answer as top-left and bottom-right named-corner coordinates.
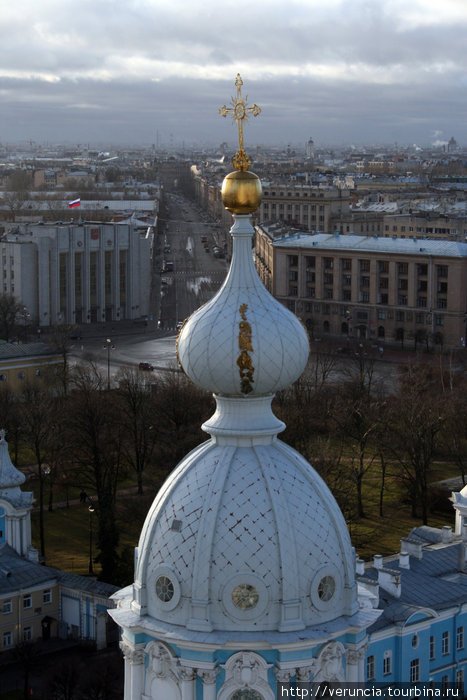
top-left (2, 222), bottom-right (151, 326)
top-left (255, 226), bottom-right (467, 348)
top-left (259, 184), bottom-right (352, 230)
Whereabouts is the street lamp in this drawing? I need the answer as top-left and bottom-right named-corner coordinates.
top-left (103, 338), bottom-right (115, 390)
top-left (88, 503), bottom-right (95, 575)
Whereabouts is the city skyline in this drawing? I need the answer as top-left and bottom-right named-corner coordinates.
top-left (1, 0), bottom-right (467, 148)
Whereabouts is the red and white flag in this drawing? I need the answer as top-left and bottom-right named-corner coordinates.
top-left (68, 198), bottom-right (81, 208)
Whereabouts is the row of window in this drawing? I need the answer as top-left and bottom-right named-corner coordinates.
top-left (263, 191), bottom-right (328, 198)
top-left (3, 627), bottom-right (33, 648)
top-left (367, 629), bottom-right (465, 680)
top-left (287, 255), bottom-right (449, 280)
top-left (2, 589), bottom-right (52, 614)
top-left (0, 369), bottom-right (44, 382)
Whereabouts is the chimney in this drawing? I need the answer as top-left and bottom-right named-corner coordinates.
top-left (400, 537), bottom-right (423, 560)
top-left (356, 557), bottom-right (365, 576)
top-left (442, 525), bottom-right (453, 543)
top-left (373, 554), bottom-right (383, 570)
top-left (378, 569), bottom-right (402, 599)
top-left (399, 552), bottom-right (410, 569)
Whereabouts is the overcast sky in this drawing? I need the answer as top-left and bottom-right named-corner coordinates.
top-left (2, 0), bottom-right (467, 149)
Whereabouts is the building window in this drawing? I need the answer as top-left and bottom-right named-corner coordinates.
top-left (396, 311), bottom-right (405, 322)
top-left (305, 256), bottom-right (315, 269)
top-left (2, 600), bottom-right (12, 614)
top-left (383, 650), bottom-right (392, 676)
top-left (442, 630), bottom-right (450, 655)
top-left (417, 264), bottom-right (428, 276)
top-left (366, 655), bottom-right (375, 681)
top-left (441, 676), bottom-right (449, 694)
top-left (288, 270), bottom-right (298, 281)
top-left (23, 595), bottom-right (32, 609)
top-left (437, 265), bottom-right (448, 278)
top-left (360, 276), bottom-right (370, 288)
top-left (342, 258), bottom-right (351, 270)
top-left (3, 631), bottom-right (12, 648)
top-left (377, 310), bottom-right (386, 320)
top-left (410, 659), bottom-right (420, 683)
top-left (398, 278), bottom-right (408, 290)
top-left (398, 296), bottom-right (407, 306)
top-left (360, 260), bottom-right (370, 272)
top-left (412, 634), bottom-right (419, 648)
top-left (287, 255), bottom-right (298, 267)
top-left (457, 626), bottom-right (464, 650)
top-left (398, 262), bottom-right (408, 274)
top-left (430, 635), bottom-right (435, 660)
top-left (288, 286), bottom-right (298, 297)
top-left (43, 589), bottom-right (52, 605)
top-left (435, 315), bottom-right (444, 327)
top-left (417, 297), bottom-right (427, 308)
top-left (378, 261), bottom-right (389, 273)
top-left (23, 627), bottom-right (32, 642)
top-left (457, 670), bottom-right (464, 693)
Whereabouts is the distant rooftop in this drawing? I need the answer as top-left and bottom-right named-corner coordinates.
top-left (269, 231), bottom-right (467, 258)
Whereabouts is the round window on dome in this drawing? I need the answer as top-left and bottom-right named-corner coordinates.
top-left (221, 573), bottom-right (269, 622)
top-left (151, 565), bottom-right (181, 611)
top-left (317, 575), bottom-right (336, 602)
top-left (232, 584), bottom-right (259, 610)
top-left (310, 565), bottom-right (342, 612)
top-left (155, 575), bottom-right (175, 603)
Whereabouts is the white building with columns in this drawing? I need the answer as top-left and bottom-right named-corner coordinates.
top-left (2, 222), bottom-right (151, 326)
top-left (110, 150), bottom-right (380, 697)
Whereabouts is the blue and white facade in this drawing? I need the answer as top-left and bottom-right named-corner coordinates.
top-left (363, 493), bottom-right (467, 692)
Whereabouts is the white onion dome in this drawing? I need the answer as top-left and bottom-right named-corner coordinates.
top-left (131, 408), bottom-right (359, 633)
top-left (176, 214), bottom-right (309, 397)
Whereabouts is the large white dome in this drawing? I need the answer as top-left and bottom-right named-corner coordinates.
top-left (132, 395), bottom-right (358, 634)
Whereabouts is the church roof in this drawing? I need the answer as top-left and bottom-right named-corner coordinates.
top-left (367, 541), bottom-right (467, 633)
top-left (0, 543), bottom-right (118, 597)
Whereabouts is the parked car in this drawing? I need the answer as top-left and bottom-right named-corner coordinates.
top-left (138, 362), bottom-right (154, 371)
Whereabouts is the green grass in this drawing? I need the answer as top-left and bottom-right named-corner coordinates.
top-left (31, 458), bottom-right (462, 576)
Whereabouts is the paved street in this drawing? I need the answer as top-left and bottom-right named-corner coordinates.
top-left (68, 193), bottom-right (229, 381)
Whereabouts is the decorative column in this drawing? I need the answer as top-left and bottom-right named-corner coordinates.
top-left (275, 667), bottom-right (293, 690)
top-left (345, 643), bottom-right (368, 682)
top-left (179, 666), bottom-right (197, 700)
top-left (120, 641), bottom-right (145, 700)
top-left (296, 664), bottom-right (315, 683)
top-left (198, 668), bottom-right (219, 700)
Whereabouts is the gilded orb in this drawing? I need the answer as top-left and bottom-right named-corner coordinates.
top-left (221, 170), bottom-right (262, 215)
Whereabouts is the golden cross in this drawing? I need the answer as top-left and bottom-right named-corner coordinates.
top-left (219, 73), bottom-right (261, 171)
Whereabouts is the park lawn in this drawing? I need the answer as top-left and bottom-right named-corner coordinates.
top-left (31, 491), bottom-right (153, 577)
top-left (31, 459), bottom-right (462, 576)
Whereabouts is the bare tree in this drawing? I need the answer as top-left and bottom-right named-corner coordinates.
top-left (0, 293), bottom-right (24, 341)
top-left (65, 365), bottom-right (123, 582)
top-left (387, 364), bottom-right (444, 524)
top-left (20, 383), bottom-right (54, 558)
top-left (116, 367), bottom-right (157, 495)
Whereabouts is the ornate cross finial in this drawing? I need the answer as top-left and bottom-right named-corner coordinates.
top-left (219, 73), bottom-right (261, 171)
